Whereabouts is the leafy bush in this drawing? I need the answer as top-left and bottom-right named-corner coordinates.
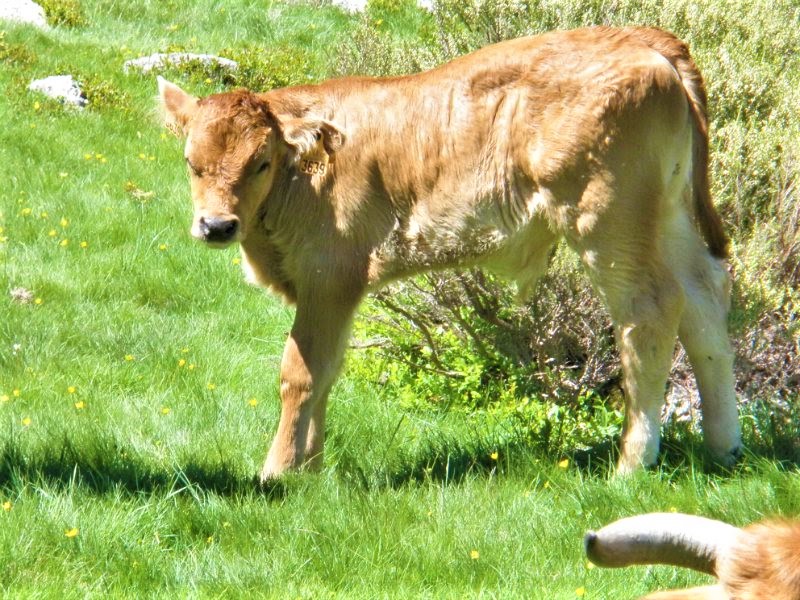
top-left (138, 44), bottom-right (321, 92)
top-left (0, 31), bottom-right (37, 65)
top-left (333, 13), bottom-right (439, 77)
top-left (222, 44), bottom-right (322, 90)
top-left (79, 75), bottom-right (130, 112)
top-left (39, 0), bottom-right (87, 28)
top-left (350, 251), bottom-right (625, 453)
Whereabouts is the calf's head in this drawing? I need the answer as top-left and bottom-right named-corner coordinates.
top-left (157, 77), bottom-right (345, 247)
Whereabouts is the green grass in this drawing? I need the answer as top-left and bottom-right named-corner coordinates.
top-left (1, 1), bottom-right (799, 598)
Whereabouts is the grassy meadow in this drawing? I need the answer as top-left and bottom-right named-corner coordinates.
top-left (1, 0), bottom-right (799, 597)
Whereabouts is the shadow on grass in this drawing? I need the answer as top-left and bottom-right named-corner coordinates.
top-left (334, 434), bottom-right (621, 491)
top-left (3, 404), bottom-right (797, 496)
top-left (0, 435), bottom-right (287, 500)
top-left (335, 410), bottom-right (800, 491)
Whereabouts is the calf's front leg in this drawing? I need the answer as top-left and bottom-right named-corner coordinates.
top-left (260, 291), bottom-right (359, 482)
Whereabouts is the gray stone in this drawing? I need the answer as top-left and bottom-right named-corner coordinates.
top-left (123, 53), bottom-right (238, 74)
top-left (330, 0), bottom-right (434, 12)
top-left (330, 0), bottom-right (368, 11)
top-left (28, 75), bottom-right (87, 107)
top-left (0, 0), bottom-right (48, 30)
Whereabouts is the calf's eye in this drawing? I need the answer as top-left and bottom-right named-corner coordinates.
top-left (257, 160), bottom-right (270, 173)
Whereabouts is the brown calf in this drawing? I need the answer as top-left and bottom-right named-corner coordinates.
top-left (586, 512), bottom-right (800, 599)
top-left (158, 26), bottom-right (742, 482)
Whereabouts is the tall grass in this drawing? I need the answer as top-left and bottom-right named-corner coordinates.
top-left (0, 0), bottom-right (798, 597)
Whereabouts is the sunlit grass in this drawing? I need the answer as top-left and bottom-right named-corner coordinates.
top-left (0, 0), bottom-right (798, 597)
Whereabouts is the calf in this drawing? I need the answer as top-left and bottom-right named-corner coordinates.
top-left (158, 26), bottom-right (742, 482)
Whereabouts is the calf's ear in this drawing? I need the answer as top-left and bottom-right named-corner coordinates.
top-left (280, 118), bottom-right (346, 158)
top-left (157, 76), bottom-right (198, 136)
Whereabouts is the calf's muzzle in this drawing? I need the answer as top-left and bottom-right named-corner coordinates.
top-left (197, 215), bottom-right (239, 245)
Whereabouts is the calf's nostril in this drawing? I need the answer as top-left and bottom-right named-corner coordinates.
top-left (221, 219), bottom-right (237, 236)
top-left (201, 217), bottom-right (239, 243)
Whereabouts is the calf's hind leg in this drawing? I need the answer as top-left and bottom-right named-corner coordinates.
top-left (668, 214), bottom-right (741, 466)
top-left (571, 209), bottom-right (685, 473)
top-left (610, 260), bottom-right (685, 474)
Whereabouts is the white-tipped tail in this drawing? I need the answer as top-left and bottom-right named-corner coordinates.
top-left (585, 513), bottom-right (741, 575)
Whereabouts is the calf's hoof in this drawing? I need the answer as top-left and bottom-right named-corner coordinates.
top-left (708, 444), bottom-right (744, 470)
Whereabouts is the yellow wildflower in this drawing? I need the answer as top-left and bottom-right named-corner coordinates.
top-left (12, 389), bottom-right (20, 397)
top-left (124, 355), bottom-right (135, 362)
top-left (59, 239), bottom-right (69, 247)
top-left (0, 395), bottom-right (9, 403)
top-left (206, 383), bottom-right (216, 390)
top-left (248, 398), bottom-right (258, 407)
top-left (34, 298), bottom-right (43, 305)
top-left (558, 458), bottom-right (569, 469)
top-left (21, 417), bottom-right (31, 427)
top-left (74, 401), bottom-right (85, 410)
top-left (67, 386), bottom-right (76, 394)
top-left (178, 359), bottom-right (187, 368)
top-left (490, 451), bottom-right (498, 461)
top-left (161, 407), bottom-right (171, 415)
top-left (48, 229), bottom-right (57, 237)
top-left (470, 549), bottom-right (479, 560)
top-left (575, 587), bottom-right (586, 597)
top-left (64, 528), bottom-right (79, 538)
top-left (2, 501), bottom-right (11, 512)
top-left (80, 241), bottom-right (88, 248)
top-left (60, 217), bottom-right (68, 228)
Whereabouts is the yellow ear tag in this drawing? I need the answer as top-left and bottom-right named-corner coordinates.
top-left (297, 139), bottom-right (330, 177)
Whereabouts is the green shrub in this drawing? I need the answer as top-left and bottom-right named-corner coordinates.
top-left (350, 249), bottom-right (625, 452)
top-left (39, 0), bottom-right (87, 28)
top-left (79, 75), bottom-right (130, 112)
top-left (333, 14), bottom-right (440, 77)
top-left (0, 31), bottom-right (37, 65)
top-left (137, 44), bottom-right (321, 92)
top-left (222, 44), bottom-right (321, 90)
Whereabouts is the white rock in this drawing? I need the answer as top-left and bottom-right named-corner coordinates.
top-left (123, 53), bottom-right (238, 74)
top-left (0, 0), bottom-right (48, 29)
top-left (29, 75), bottom-right (87, 107)
top-left (10, 287), bottom-right (34, 304)
top-left (330, 0), bottom-right (368, 11)
top-left (329, 0), bottom-right (434, 12)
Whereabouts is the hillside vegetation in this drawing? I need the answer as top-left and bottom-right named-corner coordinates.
top-left (0, 0), bottom-right (797, 597)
